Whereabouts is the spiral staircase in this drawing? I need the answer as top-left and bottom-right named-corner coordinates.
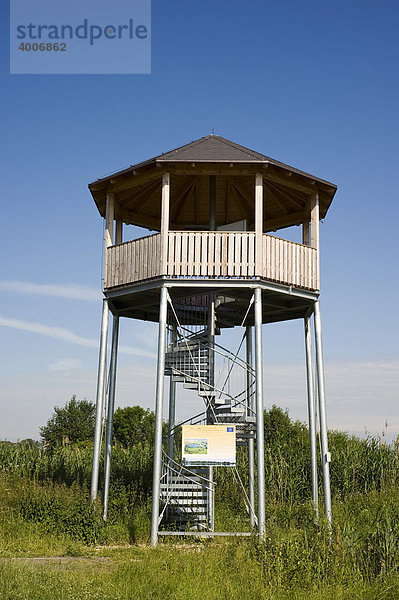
top-left (159, 299), bottom-right (256, 533)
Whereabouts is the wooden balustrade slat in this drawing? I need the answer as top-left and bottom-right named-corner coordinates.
top-left (241, 234), bottom-right (247, 277)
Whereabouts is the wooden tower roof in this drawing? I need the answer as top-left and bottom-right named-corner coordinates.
top-left (89, 135), bottom-right (337, 232)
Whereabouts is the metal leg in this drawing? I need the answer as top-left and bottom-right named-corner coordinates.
top-left (246, 325), bottom-right (256, 529)
top-left (150, 286), bottom-right (168, 547)
top-left (254, 288), bottom-right (266, 540)
top-left (90, 299), bottom-right (109, 503)
top-left (313, 301), bottom-right (332, 526)
top-left (208, 466), bottom-right (214, 532)
top-left (103, 315), bottom-right (119, 520)
top-left (165, 326), bottom-right (176, 525)
top-left (207, 297), bottom-right (216, 532)
top-left (167, 325), bottom-right (177, 464)
top-left (167, 378), bottom-right (176, 462)
top-left (304, 316), bottom-right (319, 517)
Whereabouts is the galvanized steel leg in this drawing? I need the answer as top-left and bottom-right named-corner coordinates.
top-left (167, 378), bottom-right (176, 462)
top-left (90, 299), bottom-right (109, 503)
top-left (313, 301), bottom-right (332, 526)
top-left (103, 315), bottom-right (119, 520)
top-left (304, 315), bottom-right (319, 518)
top-left (166, 326), bottom-right (177, 524)
top-left (207, 298), bottom-right (216, 532)
top-left (208, 467), bottom-right (215, 532)
top-left (150, 286), bottom-right (168, 547)
top-left (246, 325), bottom-right (256, 529)
top-left (254, 288), bottom-right (266, 540)
top-left (167, 325), bottom-right (177, 464)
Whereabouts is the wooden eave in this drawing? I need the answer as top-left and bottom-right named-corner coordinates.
top-left (89, 139), bottom-right (336, 232)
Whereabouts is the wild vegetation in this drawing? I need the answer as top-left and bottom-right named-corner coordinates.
top-left (39, 395), bottom-right (96, 447)
top-left (0, 403), bottom-right (398, 599)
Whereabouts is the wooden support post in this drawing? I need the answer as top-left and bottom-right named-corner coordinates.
top-left (105, 193), bottom-right (115, 248)
top-left (209, 175), bottom-right (216, 231)
top-left (302, 220), bottom-right (310, 246)
top-left (104, 192), bottom-right (115, 288)
top-left (255, 173), bottom-right (263, 276)
top-left (161, 173), bottom-right (170, 275)
top-left (115, 220), bottom-right (123, 245)
top-left (310, 193), bottom-right (319, 250)
top-left (310, 193), bottom-right (319, 288)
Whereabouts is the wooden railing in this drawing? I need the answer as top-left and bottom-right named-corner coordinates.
top-left (106, 233), bottom-right (161, 288)
top-left (105, 231), bottom-right (318, 290)
top-left (262, 235), bottom-right (318, 290)
top-left (167, 231), bottom-right (256, 277)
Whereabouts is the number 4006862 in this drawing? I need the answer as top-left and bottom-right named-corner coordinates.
top-left (18, 42), bottom-right (67, 51)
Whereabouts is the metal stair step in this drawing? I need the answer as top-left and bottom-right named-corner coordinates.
top-left (210, 416), bottom-right (246, 425)
top-left (166, 477), bottom-right (208, 484)
top-left (214, 406), bottom-right (244, 414)
top-left (173, 511), bottom-right (209, 520)
top-left (164, 498), bottom-right (208, 506)
top-left (212, 412), bottom-right (245, 420)
top-left (167, 504), bottom-right (208, 514)
top-left (163, 488), bottom-right (208, 495)
top-left (160, 485), bottom-right (208, 494)
top-left (236, 431), bottom-right (255, 439)
top-left (213, 397), bottom-right (226, 405)
top-left (167, 514), bottom-right (208, 523)
top-left (183, 370), bottom-right (209, 377)
top-left (162, 480), bottom-right (209, 488)
top-left (166, 487), bottom-right (208, 495)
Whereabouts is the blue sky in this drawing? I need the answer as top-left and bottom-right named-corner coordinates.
top-left (1, 0), bottom-right (398, 442)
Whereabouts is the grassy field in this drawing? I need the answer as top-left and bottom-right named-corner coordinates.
top-left (0, 408), bottom-right (398, 599)
top-left (1, 542), bottom-right (398, 600)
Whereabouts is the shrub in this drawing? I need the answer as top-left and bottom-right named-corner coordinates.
top-left (40, 396), bottom-right (95, 447)
top-left (18, 480), bottom-right (104, 544)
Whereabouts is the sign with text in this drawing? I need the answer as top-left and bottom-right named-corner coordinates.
top-left (182, 424), bottom-right (236, 467)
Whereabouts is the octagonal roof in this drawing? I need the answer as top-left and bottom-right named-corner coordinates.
top-left (89, 135), bottom-right (337, 231)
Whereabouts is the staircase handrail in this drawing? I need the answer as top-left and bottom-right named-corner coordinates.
top-left (162, 409), bottom-right (207, 441)
top-left (166, 336), bottom-right (255, 378)
top-left (161, 449), bottom-right (216, 488)
top-left (166, 362), bottom-right (256, 418)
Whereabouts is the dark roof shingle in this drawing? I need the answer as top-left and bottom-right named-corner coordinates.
top-left (156, 135), bottom-right (268, 163)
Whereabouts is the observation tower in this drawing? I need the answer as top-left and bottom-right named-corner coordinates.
top-left (88, 135), bottom-right (337, 545)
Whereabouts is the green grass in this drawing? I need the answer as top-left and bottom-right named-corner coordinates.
top-left (0, 540), bottom-right (398, 600)
top-left (1, 471), bottom-right (398, 599)
top-left (0, 408), bottom-right (398, 598)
